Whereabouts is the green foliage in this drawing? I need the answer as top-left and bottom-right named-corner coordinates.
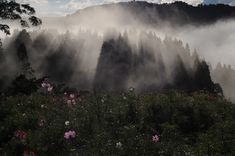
top-left (6, 74), bottom-right (38, 95)
top-left (0, 91), bottom-right (235, 155)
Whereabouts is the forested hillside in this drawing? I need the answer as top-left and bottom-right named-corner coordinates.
top-left (0, 30), bottom-right (222, 95)
top-left (69, 1), bottom-right (235, 26)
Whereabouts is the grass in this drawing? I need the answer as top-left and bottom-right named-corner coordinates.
top-left (0, 90), bottom-right (235, 156)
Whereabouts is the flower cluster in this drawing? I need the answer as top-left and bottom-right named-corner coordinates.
top-left (15, 130), bottom-right (27, 140)
top-left (64, 93), bottom-right (81, 105)
top-left (64, 130), bottom-right (76, 139)
top-left (41, 79), bottom-right (53, 92)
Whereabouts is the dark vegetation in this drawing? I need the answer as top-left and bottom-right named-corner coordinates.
top-left (0, 90), bottom-right (235, 155)
top-left (94, 35), bottom-right (220, 93)
top-left (71, 1), bottom-right (235, 26)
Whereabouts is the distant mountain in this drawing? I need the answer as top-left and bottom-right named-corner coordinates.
top-left (68, 1), bottom-right (235, 27)
top-left (204, 0), bottom-right (235, 6)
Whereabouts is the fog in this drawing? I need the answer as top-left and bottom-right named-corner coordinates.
top-left (1, 2), bottom-right (235, 101)
top-left (169, 20), bottom-right (235, 68)
top-left (41, 4), bottom-right (235, 69)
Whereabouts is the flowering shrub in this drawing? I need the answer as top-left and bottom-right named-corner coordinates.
top-left (0, 91), bottom-right (234, 155)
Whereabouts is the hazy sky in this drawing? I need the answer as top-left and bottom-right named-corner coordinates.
top-left (15, 0), bottom-right (235, 17)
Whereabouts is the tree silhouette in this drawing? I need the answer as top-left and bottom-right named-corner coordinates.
top-left (94, 36), bottom-right (132, 91)
top-left (194, 59), bottom-right (215, 92)
top-left (0, 0), bottom-right (41, 44)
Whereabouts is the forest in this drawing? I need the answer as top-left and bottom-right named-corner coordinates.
top-left (0, 29), bottom-right (223, 95)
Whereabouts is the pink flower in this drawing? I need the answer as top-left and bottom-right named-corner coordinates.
top-left (152, 134), bottom-right (159, 143)
top-left (23, 151), bottom-right (36, 156)
top-left (64, 130), bottom-right (76, 139)
top-left (70, 131), bottom-right (76, 138)
top-left (41, 82), bottom-right (47, 88)
top-left (47, 86), bottom-right (53, 92)
top-left (15, 130), bottom-right (27, 140)
top-left (64, 93), bottom-right (79, 105)
top-left (41, 79), bottom-right (54, 92)
top-left (64, 132), bottom-right (70, 139)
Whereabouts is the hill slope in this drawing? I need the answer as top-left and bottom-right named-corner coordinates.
top-left (68, 1), bottom-right (235, 27)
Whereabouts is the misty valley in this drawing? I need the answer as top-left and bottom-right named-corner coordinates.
top-left (1, 1), bottom-right (235, 156)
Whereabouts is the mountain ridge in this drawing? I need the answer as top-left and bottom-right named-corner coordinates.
top-left (68, 1), bottom-right (235, 26)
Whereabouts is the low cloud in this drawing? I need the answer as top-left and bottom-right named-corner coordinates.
top-left (61, 0), bottom-right (100, 10)
top-left (16, 0), bottom-right (48, 4)
top-left (61, 0), bottom-right (203, 11)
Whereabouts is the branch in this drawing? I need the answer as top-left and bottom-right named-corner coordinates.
top-left (0, 1), bottom-right (42, 35)
top-left (21, 4), bottom-right (35, 15)
top-left (0, 24), bottom-right (10, 35)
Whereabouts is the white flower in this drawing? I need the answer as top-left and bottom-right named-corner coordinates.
top-left (116, 142), bottom-right (122, 149)
top-left (123, 96), bottom-right (127, 100)
top-left (129, 87), bottom-right (134, 92)
top-left (41, 104), bottom-right (45, 108)
top-left (41, 82), bottom-right (47, 88)
top-left (70, 94), bottom-right (75, 99)
top-left (101, 99), bottom-right (105, 103)
top-left (65, 121), bottom-right (70, 126)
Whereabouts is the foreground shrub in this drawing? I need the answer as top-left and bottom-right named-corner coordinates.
top-left (0, 91), bottom-right (234, 155)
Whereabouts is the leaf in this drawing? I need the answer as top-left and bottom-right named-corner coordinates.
top-left (20, 20), bottom-right (29, 27)
top-left (29, 16), bottom-right (42, 26)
